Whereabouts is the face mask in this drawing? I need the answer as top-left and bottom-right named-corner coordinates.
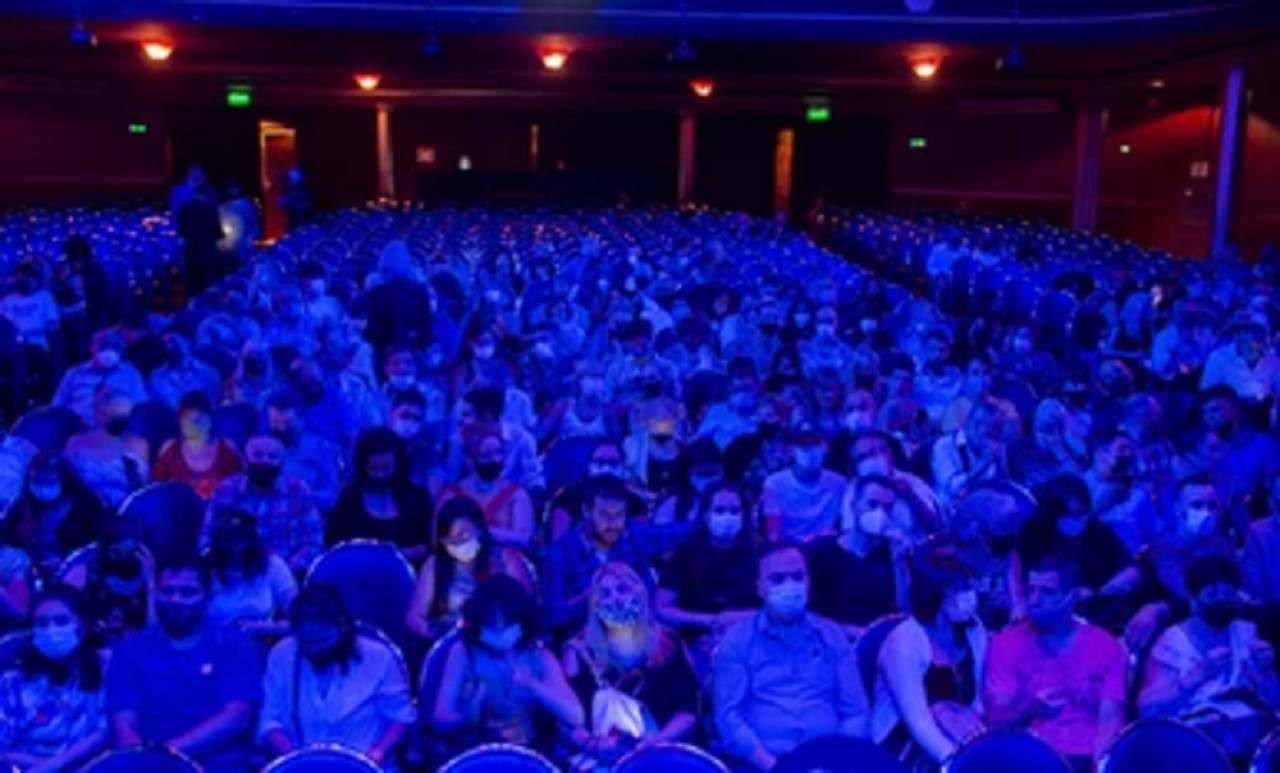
top-left (793, 314), bottom-right (811, 328)
top-left (643, 381), bottom-right (664, 399)
top-left (390, 418), bottom-right (421, 439)
top-left (181, 416), bottom-right (211, 440)
top-left (596, 596), bottom-right (643, 628)
top-left (533, 342), bottom-right (554, 359)
top-left (33, 624), bottom-right (80, 660)
top-left (588, 462), bottom-right (624, 478)
top-left (244, 354), bottom-right (268, 377)
top-left (93, 349), bottom-right (121, 369)
top-left (1012, 337), bottom-right (1033, 357)
top-left (480, 624), bottom-right (522, 652)
top-left (857, 453), bottom-right (892, 478)
top-left (104, 415), bottom-right (130, 437)
top-left (707, 513), bottom-right (743, 541)
top-left (793, 447), bottom-right (823, 474)
top-left (988, 534), bottom-right (1016, 558)
top-left (760, 322), bottom-right (780, 337)
top-left (308, 279), bottom-right (326, 296)
top-left (1057, 516), bottom-right (1089, 538)
top-left (580, 378), bottom-right (605, 398)
top-left (30, 482), bottom-right (62, 504)
top-left (845, 410), bottom-right (875, 433)
top-left (1185, 506), bottom-right (1218, 538)
top-left (298, 626), bottom-right (345, 666)
top-left (475, 461), bottom-right (503, 483)
top-left (472, 343), bottom-right (496, 361)
top-left (155, 600), bottom-right (206, 639)
top-left (944, 589), bottom-right (979, 625)
top-left (758, 422), bottom-right (781, 441)
top-left (1199, 600), bottom-right (1241, 630)
top-left (816, 323), bottom-right (838, 339)
top-left (690, 474), bottom-right (719, 493)
top-left (765, 581), bottom-right (808, 619)
top-left (388, 374), bottom-right (416, 391)
top-left (247, 462), bottom-right (282, 488)
top-left (729, 391), bottom-right (755, 411)
top-left (858, 506), bottom-right (889, 537)
top-left (445, 538), bottom-right (482, 563)
top-left (365, 475), bottom-right (393, 493)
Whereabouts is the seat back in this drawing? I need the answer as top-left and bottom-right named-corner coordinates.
top-left (1251, 727), bottom-right (1280, 773)
top-left (1099, 719), bottom-right (1233, 773)
top-left (306, 540), bottom-right (417, 655)
top-left (776, 735), bottom-right (908, 773)
top-left (127, 402), bottom-right (180, 460)
top-left (211, 402), bottom-right (260, 449)
top-left (439, 744), bottom-right (559, 773)
top-left (855, 614), bottom-right (907, 697)
top-left (80, 746), bottom-right (203, 773)
top-left (542, 436), bottom-right (600, 495)
top-left (943, 728), bottom-right (1072, 773)
top-left (0, 630), bottom-right (31, 670)
top-left (262, 745), bottom-right (382, 773)
top-left (614, 742), bottom-right (729, 773)
top-left (11, 405), bottom-right (85, 454)
top-left (119, 482), bottom-right (205, 564)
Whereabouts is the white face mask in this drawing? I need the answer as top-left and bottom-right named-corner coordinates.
top-left (388, 374), bottom-right (416, 391)
top-left (389, 418), bottom-right (421, 440)
top-left (845, 410), bottom-right (875, 433)
top-left (472, 344), bottom-right (496, 361)
top-left (765, 581), bottom-right (808, 619)
top-left (1184, 506), bottom-right (1218, 537)
top-left (707, 513), bottom-right (743, 541)
top-left (93, 349), bottom-right (121, 370)
top-left (857, 453), bottom-right (892, 478)
top-left (858, 506), bottom-right (889, 537)
top-left (33, 623), bottom-right (80, 660)
top-left (944, 589), bottom-right (979, 624)
top-left (445, 537), bottom-right (482, 563)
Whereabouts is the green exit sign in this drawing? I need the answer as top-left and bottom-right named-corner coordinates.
top-left (227, 86), bottom-right (252, 108)
top-left (909, 136), bottom-right (928, 149)
top-left (128, 123), bottom-right (148, 134)
top-left (806, 105), bottom-right (831, 123)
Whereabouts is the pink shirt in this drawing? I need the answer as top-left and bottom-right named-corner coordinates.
top-left (984, 621), bottom-right (1125, 757)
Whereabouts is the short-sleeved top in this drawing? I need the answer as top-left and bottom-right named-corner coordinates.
top-left (658, 539), bottom-right (759, 620)
top-left (1017, 517), bottom-right (1132, 593)
top-left (105, 623), bottom-right (262, 773)
top-left (0, 663), bottom-right (106, 759)
top-left (984, 621), bottom-right (1126, 757)
top-left (761, 469), bottom-right (848, 541)
top-left (208, 554), bottom-right (297, 627)
top-left (567, 636), bottom-right (699, 735)
top-left (805, 537), bottom-right (899, 627)
top-left (0, 291), bottom-right (59, 348)
top-left (1148, 620), bottom-right (1269, 721)
top-left (152, 440), bottom-right (244, 500)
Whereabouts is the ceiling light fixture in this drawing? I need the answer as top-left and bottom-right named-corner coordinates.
top-left (141, 41), bottom-right (174, 61)
top-left (354, 73), bottom-right (382, 91)
top-left (911, 58), bottom-right (939, 79)
top-left (540, 49), bottom-right (569, 71)
top-left (689, 78), bottom-right (714, 98)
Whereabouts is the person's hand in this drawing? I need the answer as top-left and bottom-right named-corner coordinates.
top-left (1181, 647), bottom-right (1233, 692)
top-left (932, 701), bottom-right (985, 744)
top-left (751, 746), bottom-right (779, 771)
top-left (1125, 603), bottom-right (1170, 652)
top-left (1032, 687), bottom-right (1068, 719)
top-left (510, 658), bottom-right (538, 690)
top-left (713, 610), bottom-right (754, 632)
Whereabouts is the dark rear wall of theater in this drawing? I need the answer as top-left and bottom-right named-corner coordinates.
top-left (1, 93), bottom-right (1277, 255)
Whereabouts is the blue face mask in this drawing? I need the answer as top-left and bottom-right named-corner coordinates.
top-left (765, 581), bottom-right (808, 619)
top-left (480, 624), bottom-right (522, 652)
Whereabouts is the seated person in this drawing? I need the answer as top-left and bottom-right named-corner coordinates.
top-left (437, 422), bottom-right (535, 550)
top-left (206, 512), bottom-right (296, 637)
top-left (563, 563), bottom-right (699, 769)
top-left (62, 518), bottom-right (152, 642)
top-left (655, 481), bottom-right (759, 658)
top-left (545, 440), bottom-right (649, 544)
top-left (713, 542), bottom-right (869, 771)
top-left (806, 474), bottom-right (910, 638)
top-left (1139, 555), bottom-right (1280, 762)
top-left (0, 585), bottom-right (109, 771)
top-left (64, 386), bottom-right (151, 511)
top-left (870, 546), bottom-right (987, 770)
top-left (3, 451), bottom-right (103, 578)
top-left (151, 390), bottom-right (243, 499)
top-left (984, 556), bottom-right (1126, 772)
top-left (105, 555), bottom-right (261, 773)
top-left (328, 427), bottom-right (434, 563)
top-left (542, 476), bottom-right (660, 640)
top-left (406, 497), bottom-right (533, 641)
top-left (940, 486), bottom-right (1027, 632)
top-left (432, 575), bottom-right (583, 753)
top-left (1018, 474), bottom-right (1137, 598)
top-left (760, 422), bottom-right (847, 541)
top-left (260, 584), bottom-right (416, 767)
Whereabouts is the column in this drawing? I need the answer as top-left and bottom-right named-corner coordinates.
top-left (1071, 105), bottom-right (1105, 232)
top-left (1211, 63), bottom-right (1247, 258)
top-left (774, 128), bottom-right (795, 220)
top-left (375, 102), bottom-right (396, 199)
top-left (677, 110), bottom-right (696, 205)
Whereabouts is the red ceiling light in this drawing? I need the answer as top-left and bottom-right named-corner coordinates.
top-left (540, 49), bottom-right (570, 71)
top-left (911, 58), bottom-right (940, 79)
top-left (141, 41), bottom-right (174, 62)
top-left (354, 73), bottom-right (382, 91)
top-left (689, 79), bottom-right (715, 98)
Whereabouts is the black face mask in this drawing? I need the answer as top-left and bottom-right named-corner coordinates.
top-left (104, 416), bottom-right (130, 437)
top-left (475, 461), bottom-right (503, 483)
top-left (105, 554), bottom-right (142, 582)
top-left (365, 476), bottom-right (393, 494)
top-left (1063, 391), bottom-right (1090, 411)
top-left (155, 600), bottom-right (206, 639)
top-left (247, 462), bottom-right (282, 488)
top-left (643, 382), bottom-right (663, 399)
top-left (759, 323), bottom-right (779, 337)
top-left (244, 355), bottom-right (268, 377)
top-left (987, 534), bottom-right (1016, 558)
top-left (1200, 601), bottom-right (1240, 630)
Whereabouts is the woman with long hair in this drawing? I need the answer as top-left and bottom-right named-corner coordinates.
top-left (328, 427), bottom-right (435, 563)
top-left (563, 563), bottom-right (699, 770)
top-left (4, 451), bottom-right (103, 577)
top-left (405, 497), bottom-right (531, 640)
top-left (0, 585), bottom-right (109, 771)
top-left (206, 512), bottom-right (297, 637)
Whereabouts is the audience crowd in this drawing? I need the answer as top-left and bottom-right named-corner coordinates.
top-left (0, 198), bottom-right (1278, 771)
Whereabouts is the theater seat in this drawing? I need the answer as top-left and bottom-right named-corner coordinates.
top-left (1251, 727), bottom-right (1280, 773)
top-left (11, 405), bottom-right (85, 454)
top-left (439, 744), bottom-right (559, 773)
top-left (943, 728), bottom-right (1072, 773)
top-left (211, 402), bottom-right (260, 449)
top-left (775, 735), bottom-right (907, 773)
top-left (306, 540), bottom-right (417, 656)
top-left (262, 745), bottom-right (382, 772)
top-left (1099, 720), bottom-right (1232, 773)
top-left (118, 482), bottom-right (205, 565)
top-left (80, 746), bottom-right (202, 772)
top-left (615, 742), bottom-right (730, 773)
top-left (0, 631), bottom-right (30, 670)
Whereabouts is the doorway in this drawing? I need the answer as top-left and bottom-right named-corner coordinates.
top-left (259, 120), bottom-right (297, 241)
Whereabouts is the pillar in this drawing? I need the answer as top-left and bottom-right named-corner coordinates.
top-left (375, 102), bottom-right (396, 200)
top-left (774, 128), bottom-right (795, 220)
top-left (677, 110), bottom-right (696, 205)
top-left (1211, 63), bottom-right (1247, 258)
top-left (1071, 105), bottom-right (1105, 232)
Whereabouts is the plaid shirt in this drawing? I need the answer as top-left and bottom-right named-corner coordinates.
top-left (206, 473), bottom-right (324, 573)
top-left (540, 522), bottom-right (663, 634)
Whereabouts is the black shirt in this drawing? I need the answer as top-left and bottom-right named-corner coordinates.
top-left (658, 538), bottom-right (758, 617)
top-left (805, 536), bottom-right (899, 627)
top-left (1017, 515), bottom-right (1131, 593)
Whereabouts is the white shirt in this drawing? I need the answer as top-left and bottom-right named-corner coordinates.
top-left (208, 554), bottom-right (297, 626)
top-left (259, 635), bottom-right (416, 760)
top-left (1200, 344), bottom-right (1280, 401)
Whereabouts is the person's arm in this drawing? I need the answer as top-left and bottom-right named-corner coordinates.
top-left (834, 633), bottom-right (871, 739)
top-left (111, 711), bottom-right (144, 747)
top-left (491, 489), bottom-right (535, 549)
top-left (500, 549), bottom-right (534, 593)
top-left (881, 627), bottom-right (957, 762)
top-left (366, 643), bottom-right (417, 763)
top-left (432, 640), bottom-right (481, 733)
top-left (1098, 566), bottom-right (1142, 597)
top-left (27, 726), bottom-right (109, 773)
top-left (713, 624), bottom-right (776, 771)
top-left (257, 643), bottom-right (297, 757)
top-left (983, 639), bottom-right (1046, 728)
top-left (541, 545), bottom-right (589, 633)
top-left (406, 556), bottom-right (437, 638)
top-left (515, 648), bottom-right (585, 728)
top-left (1137, 641), bottom-right (1230, 719)
top-left (1094, 643), bottom-right (1128, 762)
top-left (654, 587), bottom-right (715, 631)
